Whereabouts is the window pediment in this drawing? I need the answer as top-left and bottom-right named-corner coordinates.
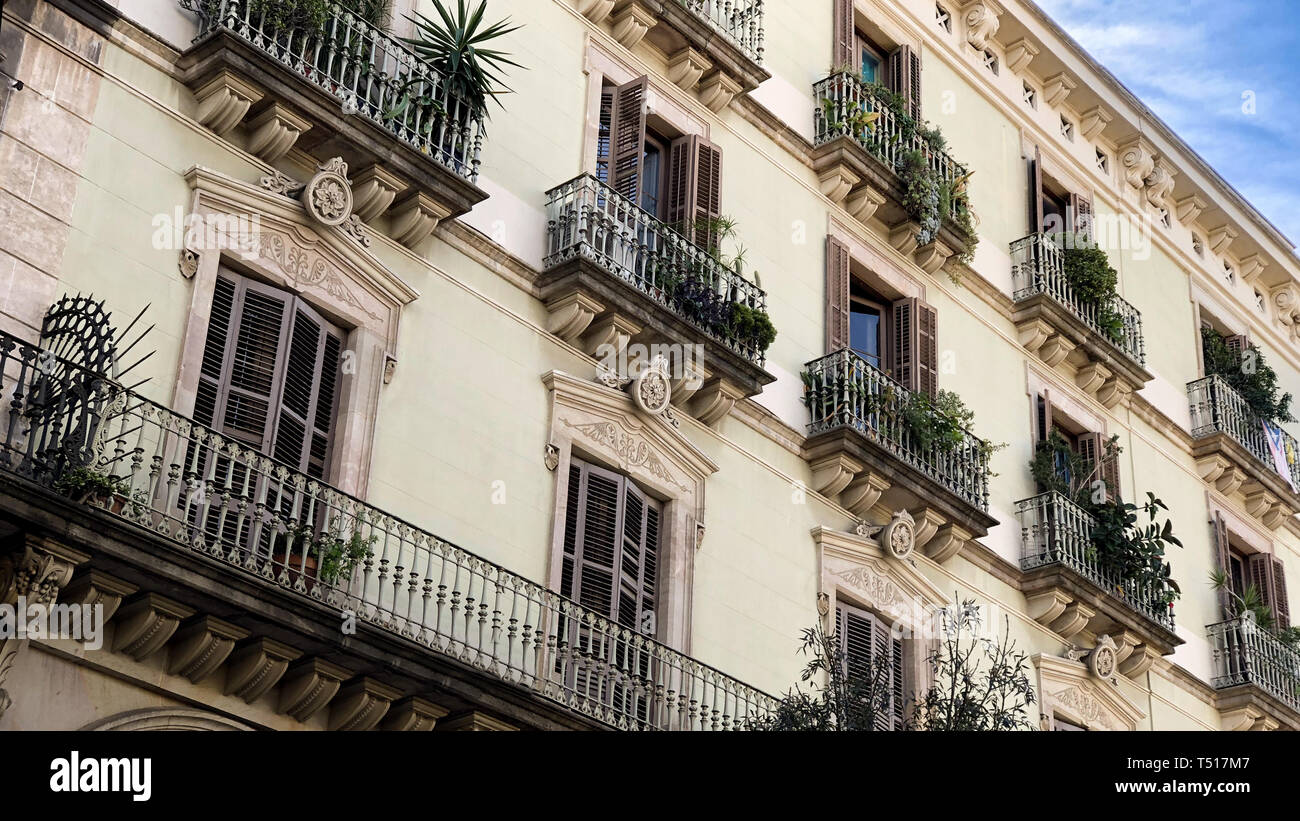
top-left (1036, 653), bottom-right (1145, 731)
top-left (812, 522), bottom-right (951, 634)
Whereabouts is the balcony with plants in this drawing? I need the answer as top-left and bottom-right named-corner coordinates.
top-left (1009, 233), bottom-right (1151, 409)
top-left (811, 71), bottom-right (978, 280)
top-left (1190, 328), bottom-right (1300, 529)
top-left (0, 325), bottom-right (777, 731)
top-left (575, 0), bottom-right (768, 112)
top-left (542, 174), bottom-right (776, 422)
top-left (177, 0), bottom-right (519, 237)
top-left (799, 349), bottom-right (999, 561)
top-left (1207, 590), bottom-right (1300, 729)
top-left (1016, 432), bottom-right (1182, 676)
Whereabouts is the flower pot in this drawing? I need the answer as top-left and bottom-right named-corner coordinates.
top-left (271, 549), bottom-right (320, 588)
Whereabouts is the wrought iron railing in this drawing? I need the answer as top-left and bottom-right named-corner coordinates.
top-left (1017, 491), bottom-right (1176, 629)
top-left (812, 70), bottom-right (966, 187)
top-left (679, 0), bottom-right (764, 64)
top-left (802, 349), bottom-right (989, 512)
top-left (1209, 615), bottom-right (1300, 712)
top-left (0, 331), bottom-right (775, 731)
top-left (186, 0), bottom-right (486, 182)
top-left (544, 174), bottom-right (770, 366)
top-left (1009, 233), bottom-right (1146, 366)
top-left (1189, 373), bottom-right (1300, 492)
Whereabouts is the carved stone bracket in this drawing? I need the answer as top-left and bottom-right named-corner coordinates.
top-left (845, 183), bottom-right (888, 224)
top-left (1175, 194), bottom-right (1207, 225)
top-left (1208, 224), bottom-right (1238, 257)
top-left (329, 677), bottom-right (403, 730)
top-left (223, 637), bottom-right (303, 704)
top-left (1118, 137), bottom-right (1155, 190)
top-left (666, 47), bottom-right (711, 91)
top-left (167, 615), bottom-right (250, 684)
top-left (611, 1), bottom-right (656, 49)
top-left (689, 377), bottom-right (745, 426)
top-left (841, 470), bottom-right (891, 516)
top-left (382, 696), bottom-right (450, 731)
top-left (889, 221), bottom-right (921, 256)
top-left (1004, 38), bottom-right (1038, 74)
top-left (698, 71), bottom-right (743, 113)
top-left (818, 165), bottom-right (861, 205)
top-left (1143, 157), bottom-right (1177, 209)
top-left (961, 0), bottom-right (1003, 51)
top-left (389, 190), bottom-right (452, 248)
top-left (193, 69), bottom-right (264, 135)
top-left (62, 570), bottom-right (136, 623)
top-left (351, 164), bottom-right (408, 224)
top-left (1237, 254), bottom-right (1268, 285)
top-left (1042, 72), bottom-right (1076, 108)
top-left (576, 0), bottom-right (616, 24)
top-left (247, 103), bottom-right (312, 162)
top-left (278, 657), bottom-right (351, 723)
top-left (1079, 105), bottom-right (1112, 142)
top-left (112, 593), bottom-right (195, 662)
top-left (545, 290), bottom-right (605, 344)
top-left (914, 240), bottom-right (954, 276)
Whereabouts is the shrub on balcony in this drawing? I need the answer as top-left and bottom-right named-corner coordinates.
top-left (1209, 573), bottom-right (1300, 650)
top-left (1030, 431), bottom-right (1181, 605)
top-left (1047, 236), bottom-right (1126, 346)
top-left (1201, 326), bottom-right (1295, 425)
top-left (401, 1), bottom-right (523, 117)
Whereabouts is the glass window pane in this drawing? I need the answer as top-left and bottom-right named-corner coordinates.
top-left (850, 304), bottom-right (882, 366)
top-left (861, 52), bottom-right (879, 84)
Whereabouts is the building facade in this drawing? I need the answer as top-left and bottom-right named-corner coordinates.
top-left (0, 0), bottom-right (1297, 731)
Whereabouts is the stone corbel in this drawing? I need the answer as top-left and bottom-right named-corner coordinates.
top-left (690, 378), bottom-right (745, 426)
top-left (698, 71), bottom-right (743, 113)
top-left (382, 696), bottom-right (450, 731)
top-left (925, 523), bottom-right (970, 564)
top-left (1118, 137), bottom-right (1155, 191)
top-left (1003, 38), bottom-right (1038, 74)
top-left (1075, 361), bottom-right (1112, 395)
top-left (1017, 318), bottom-right (1054, 354)
top-left (1042, 72), bottom-right (1077, 108)
top-left (809, 453), bottom-right (865, 497)
top-left (1237, 254), bottom-right (1267, 285)
top-left (1214, 465), bottom-right (1245, 497)
top-left (1262, 502), bottom-right (1290, 531)
top-left (545, 290), bottom-right (605, 344)
top-left (909, 507), bottom-right (946, 550)
top-left (193, 70), bottom-right (264, 135)
top-left (1219, 705), bottom-right (1269, 732)
top-left (914, 240), bottom-right (954, 276)
top-left (610, 1), bottom-right (656, 49)
top-left (278, 657), bottom-right (351, 723)
top-left (166, 615), bottom-right (250, 684)
top-left (1078, 105), bottom-right (1112, 142)
top-left (581, 313), bottom-right (642, 359)
top-left (112, 593), bottom-right (195, 662)
top-left (388, 191), bottom-right (452, 248)
top-left (961, 0), bottom-right (1003, 51)
top-left (1175, 194), bottom-right (1207, 224)
top-left (1143, 157), bottom-right (1177, 208)
top-left (329, 677), bottom-right (403, 731)
top-left (61, 570), bottom-right (136, 623)
top-left (818, 165), bottom-right (861, 205)
top-left (246, 103), bottom-right (312, 163)
top-left (1208, 224), bottom-right (1238, 257)
top-left (669, 360), bottom-right (710, 407)
top-left (1117, 645), bottom-right (1159, 678)
top-left (1037, 333), bottom-right (1077, 368)
top-left (1196, 454), bottom-right (1233, 487)
top-left (223, 637), bottom-right (303, 703)
top-left (1096, 375), bottom-right (1132, 409)
top-left (889, 221), bottom-right (921, 256)
top-left (845, 184), bottom-right (888, 224)
top-left (1027, 590), bottom-right (1072, 626)
top-left (840, 471), bottom-right (891, 516)
top-left (1050, 601), bottom-right (1096, 641)
top-left (666, 47), bottom-right (711, 91)
top-left (1242, 484), bottom-right (1279, 520)
top-left (351, 164), bottom-right (408, 224)
top-left (1273, 282), bottom-right (1300, 328)
top-left (576, 0), bottom-right (616, 23)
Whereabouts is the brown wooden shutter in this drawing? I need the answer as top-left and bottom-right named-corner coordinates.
top-left (891, 297), bottom-right (938, 396)
top-left (1076, 432), bottom-right (1119, 502)
top-left (1212, 513), bottom-right (1233, 617)
top-left (887, 45), bottom-right (921, 121)
top-left (666, 135), bottom-right (723, 250)
top-left (270, 303), bottom-right (343, 478)
top-left (609, 76), bottom-right (648, 204)
top-left (194, 274), bottom-right (239, 429)
top-left (826, 236), bottom-right (852, 353)
top-left (596, 86), bottom-right (614, 184)
top-left (1272, 558), bottom-right (1290, 628)
top-left (833, 0), bottom-right (856, 70)
top-left (890, 635), bottom-right (905, 729)
top-left (1028, 146), bottom-right (1044, 233)
top-left (1224, 334), bottom-right (1249, 369)
top-left (1035, 393), bottom-right (1054, 444)
top-left (205, 275), bottom-right (292, 453)
top-left (1069, 191), bottom-right (1093, 244)
top-left (836, 601), bottom-right (901, 730)
top-left (1249, 553), bottom-right (1279, 622)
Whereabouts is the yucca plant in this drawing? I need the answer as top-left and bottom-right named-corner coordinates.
top-left (401, 0), bottom-right (523, 117)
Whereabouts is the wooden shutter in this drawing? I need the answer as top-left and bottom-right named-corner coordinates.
top-left (1211, 513), bottom-right (1233, 617)
top-left (609, 76), bottom-right (648, 205)
top-left (887, 45), bottom-right (921, 121)
top-left (826, 236), bottom-right (852, 353)
top-left (666, 135), bottom-right (724, 250)
top-left (1076, 432), bottom-right (1119, 502)
top-left (270, 303), bottom-right (343, 478)
top-left (1035, 393), bottom-right (1054, 444)
top-left (1249, 553), bottom-right (1279, 622)
top-left (596, 86), bottom-right (614, 184)
top-left (1028, 146), bottom-right (1044, 233)
top-left (1224, 334), bottom-right (1249, 370)
top-left (1069, 191), bottom-right (1093, 244)
top-left (890, 634), bottom-right (905, 729)
top-left (1272, 558), bottom-right (1290, 628)
top-left (891, 297), bottom-right (938, 396)
top-left (836, 601), bottom-right (902, 730)
top-left (561, 459), bottom-right (659, 632)
top-left (833, 0), bottom-right (856, 70)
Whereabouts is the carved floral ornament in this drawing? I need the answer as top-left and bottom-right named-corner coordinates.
top-left (855, 509), bottom-right (917, 561)
top-left (1089, 634), bottom-right (1119, 681)
top-left (261, 158), bottom-right (370, 247)
top-left (599, 355), bottom-right (680, 428)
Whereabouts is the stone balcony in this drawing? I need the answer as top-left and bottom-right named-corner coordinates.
top-left (811, 71), bottom-right (974, 276)
top-left (542, 174), bottom-right (776, 425)
top-left (176, 0), bottom-right (490, 250)
top-left (1209, 615), bottom-right (1300, 730)
top-left (1010, 233), bottom-right (1151, 409)
top-left (1016, 491), bottom-right (1182, 679)
top-left (576, 0), bottom-right (768, 112)
top-left (801, 349), bottom-right (998, 563)
top-left (0, 328), bottom-right (775, 731)
top-left (1188, 374), bottom-right (1300, 530)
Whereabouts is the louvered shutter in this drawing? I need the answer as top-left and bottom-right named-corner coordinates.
top-left (1249, 553), bottom-right (1279, 622)
top-left (1212, 513), bottom-right (1233, 617)
top-left (887, 45), bottom-right (921, 121)
top-left (1029, 146), bottom-right (1044, 233)
top-left (1036, 393), bottom-right (1054, 444)
top-left (609, 76), bottom-right (648, 205)
top-left (666, 135), bottom-right (724, 250)
top-left (194, 275), bottom-right (239, 430)
top-left (826, 236), bottom-right (852, 353)
top-left (836, 603), bottom-right (874, 685)
top-left (1069, 192), bottom-right (1093, 244)
top-left (596, 86), bottom-right (614, 184)
top-left (836, 602), bottom-right (901, 730)
top-left (1224, 334), bottom-right (1249, 371)
top-left (619, 480), bottom-right (659, 635)
top-left (270, 303), bottom-right (343, 478)
top-left (890, 635), bottom-right (905, 729)
top-left (891, 297), bottom-right (938, 396)
top-left (1272, 558), bottom-right (1290, 628)
top-left (1076, 432), bottom-right (1119, 502)
top-left (833, 0), bottom-right (856, 70)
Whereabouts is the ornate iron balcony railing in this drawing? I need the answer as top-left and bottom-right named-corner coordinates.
top-left (187, 0), bottom-right (486, 182)
top-left (1016, 491), bottom-right (1176, 629)
top-left (1209, 615), bottom-right (1300, 713)
top-left (0, 331), bottom-right (775, 731)
top-left (1189, 373), bottom-right (1300, 491)
top-left (1009, 232), bottom-right (1145, 366)
top-left (544, 173), bottom-right (770, 366)
top-left (679, 0), bottom-right (765, 64)
top-left (802, 349), bottom-right (990, 512)
top-left (812, 70), bottom-right (966, 187)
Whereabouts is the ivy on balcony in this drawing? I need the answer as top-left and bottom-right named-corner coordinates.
top-left (1201, 326), bottom-right (1295, 427)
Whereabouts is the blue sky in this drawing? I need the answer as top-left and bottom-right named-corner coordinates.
top-left (1035, 0), bottom-right (1300, 253)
